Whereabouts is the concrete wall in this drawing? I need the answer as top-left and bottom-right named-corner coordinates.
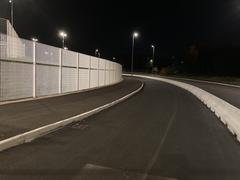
top-left (0, 34), bottom-right (122, 102)
top-left (0, 18), bottom-right (7, 34)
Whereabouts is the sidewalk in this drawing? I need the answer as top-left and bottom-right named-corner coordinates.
top-left (0, 78), bottom-right (142, 141)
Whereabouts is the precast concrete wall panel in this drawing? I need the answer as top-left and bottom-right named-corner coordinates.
top-left (99, 59), bottom-right (105, 69)
top-left (105, 70), bottom-right (110, 85)
top-left (79, 53), bottom-right (90, 68)
top-left (36, 65), bottom-right (59, 97)
top-left (0, 18), bottom-right (7, 34)
top-left (99, 70), bottom-right (105, 87)
top-left (79, 69), bottom-right (89, 90)
top-left (36, 43), bottom-right (60, 65)
top-left (62, 50), bottom-right (78, 67)
top-left (106, 60), bottom-right (110, 70)
top-left (90, 70), bottom-right (98, 88)
top-left (62, 67), bottom-right (77, 93)
top-left (0, 34), bottom-right (31, 62)
top-left (91, 57), bottom-right (98, 69)
top-left (110, 71), bottom-right (114, 84)
top-left (0, 61), bottom-right (33, 101)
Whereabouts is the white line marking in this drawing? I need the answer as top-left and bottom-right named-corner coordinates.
top-left (141, 107), bottom-right (178, 180)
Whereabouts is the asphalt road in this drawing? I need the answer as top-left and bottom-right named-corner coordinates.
top-left (164, 77), bottom-right (240, 109)
top-left (0, 77), bottom-right (240, 180)
top-left (0, 78), bottom-right (141, 140)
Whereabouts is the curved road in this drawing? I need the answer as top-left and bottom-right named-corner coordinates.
top-left (0, 77), bottom-right (240, 180)
top-left (163, 76), bottom-right (240, 108)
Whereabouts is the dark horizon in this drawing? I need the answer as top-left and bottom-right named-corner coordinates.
top-left (1, 0), bottom-right (240, 73)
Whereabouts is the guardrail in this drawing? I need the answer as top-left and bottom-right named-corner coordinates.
top-left (0, 33), bottom-right (122, 102)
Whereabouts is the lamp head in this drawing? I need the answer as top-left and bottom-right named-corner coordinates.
top-left (59, 31), bottom-right (67, 38)
top-left (32, 38), bottom-right (38, 42)
top-left (133, 32), bottom-right (139, 38)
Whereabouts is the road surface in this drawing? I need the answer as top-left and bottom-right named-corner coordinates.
top-left (163, 76), bottom-right (240, 109)
top-left (0, 77), bottom-right (240, 180)
top-left (0, 78), bottom-right (141, 140)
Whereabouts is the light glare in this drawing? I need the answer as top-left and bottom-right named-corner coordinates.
top-left (32, 38), bottom-right (38, 42)
top-left (133, 32), bottom-right (139, 38)
top-left (59, 31), bottom-right (67, 38)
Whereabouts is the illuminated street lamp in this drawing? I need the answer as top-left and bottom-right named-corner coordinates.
top-left (9, 0), bottom-right (14, 27)
top-left (150, 59), bottom-right (154, 64)
top-left (131, 32), bottom-right (139, 75)
top-left (59, 31), bottom-right (67, 48)
top-left (95, 49), bottom-right (99, 56)
top-left (151, 45), bottom-right (155, 72)
top-left (151, 45), bottom-right (155, 62)
top-left (95, 49), bottom-right (101, 57)
top-left (32, 38), bottom-right (38, 42)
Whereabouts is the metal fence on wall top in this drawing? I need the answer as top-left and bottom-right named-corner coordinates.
top-left (0, 33), bottom-right (122, 102)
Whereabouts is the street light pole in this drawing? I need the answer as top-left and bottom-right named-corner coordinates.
top-left (95, 49), bottom-right (99, 57)
top-left (59, 31), bottom-right (67, 49)
top-left (9, 0), bottom-right (14, 27)
top-left (131, 32), bottom-right (139, 75)
top-left (151, 45), bottom-right (155, 72)
top-left (151, 45), bottom-right (155, 62)
top-left (62, 37), bottom-right (65, 48)
top-left (95, 49), bottom-right (101, 57)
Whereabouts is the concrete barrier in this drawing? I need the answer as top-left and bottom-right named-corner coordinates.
top-left (126, 74), bottom-right (240, 142)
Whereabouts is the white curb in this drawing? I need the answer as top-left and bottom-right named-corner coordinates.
top-left (0, 82), bottom-right (144, 152)
top-left (126, 74), bottom-right (240, 142)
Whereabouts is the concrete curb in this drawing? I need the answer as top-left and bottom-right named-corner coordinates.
top-left (126, 74), bottom-right (240, 142)
top-left (0, 81), bottom-right (144, 152)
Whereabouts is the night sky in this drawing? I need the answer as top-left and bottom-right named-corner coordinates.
top-left (1, 0), bottom-right (240, 70)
